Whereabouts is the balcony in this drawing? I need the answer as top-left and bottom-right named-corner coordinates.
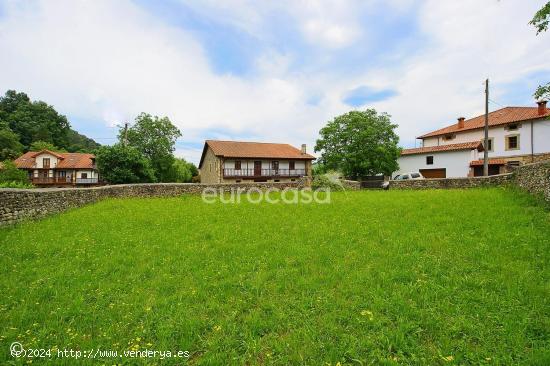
top-left (31, 177), bottom-right (72, 185)
top-left (223, 168), bottom-right (306, 178)
top-left (76, 178), bottom-right (99, 184)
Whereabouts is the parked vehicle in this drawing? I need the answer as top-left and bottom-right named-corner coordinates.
top-left (383, 172), bottom-right (424, 189)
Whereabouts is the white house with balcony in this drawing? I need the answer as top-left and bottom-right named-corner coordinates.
top-left (396, 101), bottom-right (550, 178)
top-left (14, 149), bottom-right (100, 186)
top-left (198, 140), bottom-right (315, 184)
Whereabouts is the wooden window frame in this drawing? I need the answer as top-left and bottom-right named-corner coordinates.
top-left (505, 134), bottom-right (520, 151)
top-left (235, 161), bottom-right (241, 170)
top-left (289, 161), bottom-right (295, 170)
top-left (43, 158), bottom-right (50, 168)
top-left (483, 137), bottom-right (494, 152)
top-left (426, 156), bottom-right (434, 165)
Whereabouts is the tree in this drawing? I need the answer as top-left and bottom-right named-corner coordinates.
top-left (95, 144), bottom-right (156, 184)
top-left (530, 2), bottom-right (550, 100)
top-left (163, 158), bottom-right (199, 183)
top-left (0, 90), bottom-right (101, 153)
top-left (29, 140), bottom-right (66, 152)
top-left (314, 109), bottom-right (401, 179)
top-left (0, 127), bottom-right (23, 161)
top-left (122, 113), bottom-right (182, 182)
top-left (0, 160), bottom-right (29, 184)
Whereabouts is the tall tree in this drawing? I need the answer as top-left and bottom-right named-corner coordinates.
top-left (0, 90), bottom-right (100, 153)
top-left (530, 2), bottom-right (550, 100)
top-left (315, 109), bottom-right (401, 179)
top-left (122, 113), bottom-right (182, 182)
top-left (0, 127), bottom-right (23, 161)
top-left (95, 144), bottom-right (156, 184)
top-left (29, 140), bottom-right (66, 152)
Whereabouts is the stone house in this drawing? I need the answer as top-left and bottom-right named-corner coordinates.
top-left (198, 140), bottom-right (315, 184)
top-left (14, 149), bottom-right (100, 187)
top-left (396, 101), bottom-right (550, 178)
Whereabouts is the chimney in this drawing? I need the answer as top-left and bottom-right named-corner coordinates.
top-left (457, 117), bottom-right (465, 129)
top-left (537, 100), bottom-right (547, 116)
top-left (301, 144), bottom-right (307, 154)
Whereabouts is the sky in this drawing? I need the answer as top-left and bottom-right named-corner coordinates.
top-left (1, 0), bottom-right (549, 164)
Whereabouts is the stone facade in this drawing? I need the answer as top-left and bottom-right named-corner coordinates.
top-left (0, 180), bottom-right (306, 227)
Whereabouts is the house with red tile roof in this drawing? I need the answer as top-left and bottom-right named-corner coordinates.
top-left (14, 150), bottom-right (100, 186)
top-left (198, 140), bottom-right (315, 184)
top-left (396, 101), bottom-right (550, 178)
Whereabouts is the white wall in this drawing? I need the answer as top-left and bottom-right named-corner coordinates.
top-left (34, 153), bottom-right (59, 168)
top-left (422, 118), bottom-right (550, 158)
top-left (397, 149), bottom-right (477, 178)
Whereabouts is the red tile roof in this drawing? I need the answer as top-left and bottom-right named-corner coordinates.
top-left (199, 140), bottom-right (315, 168)
top-left (401, 141), bottom-right (483, 156)
top-left (14, 151), bottom-right (96, 169)
top-left (470, 159), bottom-right (508, 166)
top-left (418, 106), bottom-right (550, 139)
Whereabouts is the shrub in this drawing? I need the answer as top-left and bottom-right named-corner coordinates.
top-left (0, 160), bottom-right (29, 184)
top-left (0, 181), bottom-right (34, 189)
top-left (311, 172), bottom-right (345, 191)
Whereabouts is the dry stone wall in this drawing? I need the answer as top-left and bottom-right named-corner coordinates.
top-left (0, 181), bottom-right (305, 226)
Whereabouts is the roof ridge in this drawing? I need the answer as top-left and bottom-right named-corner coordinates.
top-left (207, 139), bottom-right (294, 146)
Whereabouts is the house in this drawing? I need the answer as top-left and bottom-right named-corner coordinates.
top-left (198, 140), bottom-right (315, 184)
top-left (14, 150), bottom-right (100, 186)
top-left (396, 101), bottom-right (550, 178)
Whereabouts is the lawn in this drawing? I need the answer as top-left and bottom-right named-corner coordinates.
top-left (0, 188), bottom-right (549, 365)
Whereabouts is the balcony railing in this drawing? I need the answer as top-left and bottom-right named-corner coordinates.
top-left (31, 177), bottom-right (100, 185)
top-left (76, 178), bottom-right (99, 184)
top-left (31, 177), bottom-right (72, 184)
top-left (223, 168), bottom-right (306, 177)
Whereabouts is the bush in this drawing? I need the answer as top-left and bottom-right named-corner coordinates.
top-left (0, 181), bottom-right (34, 189)
top-left (311, 172), bottom-right (345, 191)
top-left (0, 160), bottom-right (29, 184)
top-left (95, 144), bottom-right (156, 184)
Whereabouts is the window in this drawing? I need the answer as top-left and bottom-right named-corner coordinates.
top-left (43, 158), bottom-right (50, 168)
top-left (289, 161), bottom-right (295, 170)
top-left (272, 161), bottom-right (279, 170)
top-left (484, 137), bottom-right (494, 152)
top-left (235, 161), bottom-right (241, 170)
top-left (81, 173), bottom-right (88, 179)
top-left (443, 134), bottom-right (455, 141)
top-left (426, 156), bottom-right (434, 165)
top-left (506, 135), bottom-right (520, 150)
top-left (506, 123), bottom-right (519, 131)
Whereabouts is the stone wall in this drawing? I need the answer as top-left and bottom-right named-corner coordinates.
top-left (389, 173), bottom-right (513, 190)
top-left (341, 180), bottom-right (361, 190)
top-left (0, 181), bottom-right (305, 227)
top-left (512, 160), bottom-right (550, 202)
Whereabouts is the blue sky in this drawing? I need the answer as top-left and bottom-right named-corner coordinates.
top-left (1, 0), bottom-right (549, 163)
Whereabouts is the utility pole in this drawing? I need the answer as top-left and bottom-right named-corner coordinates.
top-left (483, 79), bottom-right (489, 176)
top-left (122, 122), bottom-right (129, 146)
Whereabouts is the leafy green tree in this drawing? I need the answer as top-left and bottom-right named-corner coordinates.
top-left (29, 140), bottom-right (66, 152)
top-left (95, 144), bottom-right (156, 184)
top-left (315, 109), bottom-right (401, 179)
top-left (0, 127), bottom-right (23, 160)
top-left (530, 2), bottom-right (550, 100)
top-left (0, 90), bottom-right (100, 153)
top-left (0, 160), bottom-right (29, 184)
top-left (163, 158), bottom-right (199, 183)
top-left (122, 113), bottom-right (182, 182)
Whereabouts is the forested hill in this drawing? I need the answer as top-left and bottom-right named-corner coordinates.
top-left (0, 90), bottom-right (101, 160)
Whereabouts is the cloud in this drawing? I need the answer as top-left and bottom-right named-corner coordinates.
top-left (0, 0), bottom-right (549, 165)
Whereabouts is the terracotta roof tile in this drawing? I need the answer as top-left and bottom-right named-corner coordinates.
top-left (14, 151), bottom-right (96, 169)
top-left (200, 140), bottom-right (315, 168)
top-left (470, 158), bottom-right (508, 166)
top-left (418, 107), bottom-right (550, 138)
top-left (401, 141), bottom-right (483, 156)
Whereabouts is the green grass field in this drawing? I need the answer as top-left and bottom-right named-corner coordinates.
top-left (1, 188), bottom-right (549, 365)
